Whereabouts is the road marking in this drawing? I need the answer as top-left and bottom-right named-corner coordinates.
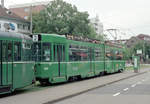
top-left (123, 88), bottom-right (129, 91)
top-left (137, 82), bottom-right (142, 84)
top-left (113, 92), bottom-right (121, 96)
top-left (142, 79), bottom-right (145, 81)
top-left (131, 84), bottom-right (136, 87)
top-left (144, 79), bottom-right (147, 81)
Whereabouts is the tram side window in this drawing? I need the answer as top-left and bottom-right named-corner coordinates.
top-left (8, 42), bottom-right (12, 61)
top-left (69, 45), bottom-right (88, 61)
top-left (54, 45), bottom-right (65, 62)
top-left (2, 42), bottom-right (7, 62)
top-left (42, 43), bottom-right (51, 62)
top-left (88, 48), bottom-right (93, 61)
top-left (14, 42), bottom-right (21, 61)
top-left (79, 46), bottom-right (88, 61)
top-left (69, 44), bottom-right (78, 61)
top-left (22, 43), bottom-right (32, 61)
top-left (94, 48), bottom-right (101, 61)
top-left (57, 45), bottom-right (65, 62)
top-left (105, 48), bottom-right (113, 60)
top-left (0, 41), bottom-right (1, 62)
top-left (115, 50), bottom-right (123, 60)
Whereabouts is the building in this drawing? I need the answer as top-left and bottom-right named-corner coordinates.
top-left (0, 5), bottom-right (30, 34)
top-left (106, 39), bottom-right (128, 45)
top-left (125, 34), bottom-right (150, 48)
top-left (9, 1), bottom-right (49, 20)
top-left (90, 15), bottom-right (104, 35)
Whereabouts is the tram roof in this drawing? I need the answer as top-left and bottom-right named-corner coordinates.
top-left (38, 33), bottom-right (66, 38)
top-left (0, 31), bottom-right (32, 41)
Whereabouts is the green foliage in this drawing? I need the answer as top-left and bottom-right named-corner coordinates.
top-left (124, 40), bottom-right (150, 60)
top-left (32, 0), bottom-right (101, 39)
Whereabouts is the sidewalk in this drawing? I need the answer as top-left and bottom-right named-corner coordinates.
top-left (0, 68), bottom-right (149, 104)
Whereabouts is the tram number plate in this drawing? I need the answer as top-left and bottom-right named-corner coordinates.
top-left (33, 35), bottom-right (38, 42)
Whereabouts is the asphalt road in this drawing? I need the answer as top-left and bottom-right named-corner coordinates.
top-left (0, 68), bottom-right (149, 104)
top-left (55, 71), bottom-right (150, 104)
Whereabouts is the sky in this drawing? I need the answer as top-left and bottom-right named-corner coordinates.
top-left (1, 0), bottom-right (150, 39)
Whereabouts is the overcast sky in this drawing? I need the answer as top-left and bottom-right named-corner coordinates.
top-left (2, 0), bottom-right (150, 39)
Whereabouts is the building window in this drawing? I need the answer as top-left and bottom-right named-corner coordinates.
top-left (24, 16), bottom-right (28, 20)
top-left (23, 25), bottom-right (25, 29)
top-left (17, 24), bottom-right (23, 29)
top-left (24, 8), bottom-right (29, 12)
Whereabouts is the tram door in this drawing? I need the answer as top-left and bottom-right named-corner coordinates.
top-left (54, 44), bottom-right (66, 77)
top-left (0, 41), bottom-right (2, 85)
top-left (2, 41), bottom-right (13, 85)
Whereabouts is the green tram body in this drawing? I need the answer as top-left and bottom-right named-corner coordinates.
top-left (0, 31), bottom-right (35, 94)
top-left (33, 33), bottom-right (125, 84)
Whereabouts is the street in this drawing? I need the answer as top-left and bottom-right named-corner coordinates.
top-left (54, 71), bottom-right (150, 104)
top-left (0, 68), bottom-right (149, 104)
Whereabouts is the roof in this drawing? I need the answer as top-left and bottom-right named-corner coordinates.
top-left (0, 5), bottom-right (29, 23)
top-left (137, 34), bottom-right (150, 40)
top-left (9, 1), bottom-right (49, 8)
top-left (0, 31), bottom-right (32, 40)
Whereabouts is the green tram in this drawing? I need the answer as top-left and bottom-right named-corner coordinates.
top-left (0, 31), bottom-right (35, 94)
top-left (32, 33), bottom-right (125, 84)
top-left (105, 43), bottom-right (125, 73)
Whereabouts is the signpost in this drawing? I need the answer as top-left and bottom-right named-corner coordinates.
top-left (133, 56), bottom-right (140, 73)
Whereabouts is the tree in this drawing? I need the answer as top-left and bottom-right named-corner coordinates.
top-left (32, 0), bottom-right (99, 39)
top-left (124, 40), bottom-right (150, 62)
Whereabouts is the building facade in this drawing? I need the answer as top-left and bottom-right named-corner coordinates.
top-left (126, 34), bottom-right (150, 48)
top-left (0, 5), bottom-right (30, 34)
top-left (9, 1), bottom-right (49, 20)
top-left (90, 15), bottom-right (104, 35)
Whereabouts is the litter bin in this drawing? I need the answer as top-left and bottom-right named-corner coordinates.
top-left (133, 56), bottom-right (140, 73)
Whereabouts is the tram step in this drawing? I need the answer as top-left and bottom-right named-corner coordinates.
top-left (0, 86), bottom-right (11, 93)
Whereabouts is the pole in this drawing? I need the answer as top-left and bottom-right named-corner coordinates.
top-left (1, 0), bottom-right (4, 8)
top-left (30, 5), bottom-right (33, 34)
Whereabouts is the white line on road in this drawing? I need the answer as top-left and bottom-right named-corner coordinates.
top-left (123, 88), bottom-right (129, 91)
top-left (131, 84), bottom-right (136, 87)
top-left (137, 82), bottom-right (142, 84)
top-left (113, 92), bottom-right (121, 96)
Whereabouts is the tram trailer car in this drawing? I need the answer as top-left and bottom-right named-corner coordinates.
top-left (0, 31), bottom-right (35, 94)
top-left (105, 44), bottom-right (125, 74)
top-left (32, 33), bottom-right (125, 85)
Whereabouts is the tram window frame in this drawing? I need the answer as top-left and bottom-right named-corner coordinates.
top-left (80, 46), bottom-right (88, 61)
top-left (32, 42), bottom-right (42, 61)
top-left (2, 41), bottom-right (7, 62)
top-left (42, 42), bottom-right (51, 62)
top-left (22, 42), bottom-right (32, 61)
top-left (69, 44), bottom-right (89, 61)
top-left (54, 44), bottom-right (65, 62)
top-left (7, 42), bottom-right (13, 62)
top-left (115, 50), bottom-right (123, 60)
top-left (14, 42), bottom-right (21, 61)
top-left (54, 45), bottom-right (57, 62)
top-left (69, 44), bottom-right (79, 61)
top-left (0, 41), bottom-right (1, 62)
top-left (94, 48), bottom-right (101, 61)
top-left (105, 48), bottom-right (113, 60)
top-left (88, 48), bottom-right (94, 61)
